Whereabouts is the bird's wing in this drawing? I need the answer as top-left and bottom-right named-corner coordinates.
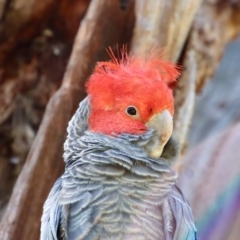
top-left (169, 185), bottom-right (197, 240)
top-left (40, 177), bottom-right (62, 240)
top-left (58, 169), bottom-right (104, 240)
top-left (41, 97), bottom-right (90, 240)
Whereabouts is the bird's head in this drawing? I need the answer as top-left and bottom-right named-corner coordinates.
top-left (86, 49), bottom-right (180, 158)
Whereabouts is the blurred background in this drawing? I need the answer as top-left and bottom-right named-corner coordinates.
top-left (0, 0), bottom-right (240, 239)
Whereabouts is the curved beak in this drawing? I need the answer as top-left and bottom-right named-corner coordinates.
top-left (145, 110), bottom-right (173, 158)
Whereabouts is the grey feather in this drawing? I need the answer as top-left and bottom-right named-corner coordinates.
top-left (41, 178), bottom-right (62, 240)
top-left (40, 97), bottom-right (197, 240)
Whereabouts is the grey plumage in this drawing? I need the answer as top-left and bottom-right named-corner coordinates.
top-left (41, 97), bottom-right (197, 240)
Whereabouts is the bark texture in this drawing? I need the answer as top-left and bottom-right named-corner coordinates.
top-left (178, 37), bottom-right (240, 240)
top-left (0, 0), bottom-right (91, 218)
top-left (173, 0), bottom-right (240, 158)
top-left (131, 0), bottom-right (202, 61)
top-left (179, 122), bottom-right (240, 240)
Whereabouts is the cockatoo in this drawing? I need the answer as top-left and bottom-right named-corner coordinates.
top-left (40, 49), bottom-right (197, 240)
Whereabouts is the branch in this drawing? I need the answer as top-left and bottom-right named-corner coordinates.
top-left (0, 0), bottom-right (6, 21)
top-left (172, 50), bottom-right (197, 157)
top-left (130, 0), bottom-right (202, 61)
top-left (173, 0), bottom-right (240, 162)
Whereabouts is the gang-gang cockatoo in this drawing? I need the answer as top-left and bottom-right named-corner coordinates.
top-left (40, 49), bottom-right (197, 240)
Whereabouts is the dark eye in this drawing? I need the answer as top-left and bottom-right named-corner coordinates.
top-left (126, 106), bottom-right (137, 116)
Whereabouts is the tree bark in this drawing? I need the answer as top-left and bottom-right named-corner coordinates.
top-left (173, 0), bottom-right (240, 159)
top-left (0, 0), bottom-right (91, 220)
top-left (130, 0), bottom-right (202, 61)
top-left (178, 121), bottom-right (240, 240)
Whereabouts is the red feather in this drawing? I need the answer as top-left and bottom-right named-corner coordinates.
top-left (86, 48), bottom-right (180, 135)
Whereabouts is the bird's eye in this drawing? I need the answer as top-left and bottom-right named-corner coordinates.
top-left (126, 106), bottom-right (137, 116)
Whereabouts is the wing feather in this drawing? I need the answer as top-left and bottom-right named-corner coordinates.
top-left (40, 178), bottom-right (62, 240)
top-left (169, 186), bottom-right (197, 240)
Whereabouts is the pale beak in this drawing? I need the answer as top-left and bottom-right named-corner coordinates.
top-left (145, 110), bottom-right (173, 158)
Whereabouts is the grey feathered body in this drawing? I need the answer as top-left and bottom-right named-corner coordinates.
top-left (41, 98), bottom-right (197, 240)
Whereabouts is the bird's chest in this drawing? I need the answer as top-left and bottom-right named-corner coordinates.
top-left (94, 178), bottom-right (166, 240)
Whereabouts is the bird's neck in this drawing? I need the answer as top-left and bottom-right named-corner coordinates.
top-left (64, 131), bottom-right (177, 190)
